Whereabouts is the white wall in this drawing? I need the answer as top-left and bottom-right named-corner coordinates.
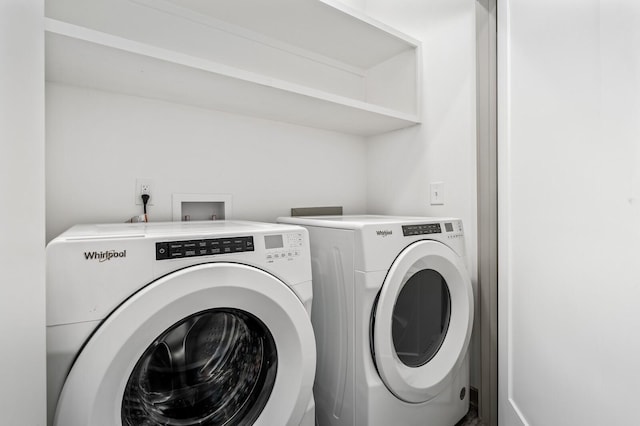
top-left (0, 0), bottom-right (46, 424)
top-left (46, 83), bottom-right (367, 241)
top-left (363, 0), bottom-right (479, 386)
top-left (499, 1), bottom-right (640, 424)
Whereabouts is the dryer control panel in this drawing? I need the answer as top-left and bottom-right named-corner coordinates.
top-left (402, 220), bottom-right (464, 238)
top-left (155, 236), bottom-right (254, 260)
top-left (402, 223), bottom-right (442, 236)
top-left (265, 232), bottom-right (304, 263)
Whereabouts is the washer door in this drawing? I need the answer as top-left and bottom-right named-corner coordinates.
top-left (372, 241), bottom-right (473, 403)
top-left (54, 263), bottom-right (315, 426)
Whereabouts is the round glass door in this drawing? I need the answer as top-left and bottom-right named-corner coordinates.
top-left (372, 241), bottom-right (473, 403)
top-left (122, 308), bottom-right (277, 426)
top-left (392, 269), bottom-right (451, 368)
top-left (53, 263), bottom-right (315, 426)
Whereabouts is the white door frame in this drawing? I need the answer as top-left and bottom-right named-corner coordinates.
top-left (497, 0), bottom-right (526, 424)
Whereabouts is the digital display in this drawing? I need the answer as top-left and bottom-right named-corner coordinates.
top-left (445, 223), bottom-right (454, 232)
top-left (264, 234), bottom-right (284, 249)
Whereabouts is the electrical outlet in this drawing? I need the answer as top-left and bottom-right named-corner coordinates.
top-left (135, 178), bottom-right (154, 205)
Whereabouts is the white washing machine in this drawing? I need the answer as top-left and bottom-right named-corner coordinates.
top-left (278, 215), bottom-right (474, 426)
top-left (46, 221), bottom-right (316, 426)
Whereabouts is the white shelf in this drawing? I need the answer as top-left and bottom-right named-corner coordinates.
top-left (144, 0), bottom-right (418, 69)
top-left (45, 0), bottom-right (422, 136)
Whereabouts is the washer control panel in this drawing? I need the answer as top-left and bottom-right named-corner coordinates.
top-left (156, 236), bottom-right (254, 260)
top-left (265, 232), bottom-right (304, 263)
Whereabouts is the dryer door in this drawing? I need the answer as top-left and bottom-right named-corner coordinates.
top-left (371, 240), bottom-right (473, 403)
top-left (54, 263), bottom-right (315, 426)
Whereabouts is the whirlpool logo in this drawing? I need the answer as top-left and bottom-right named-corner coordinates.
top-left (84, 250), bottom-right (127, 262)
top-left (376, 230), bottom-right (393, 237)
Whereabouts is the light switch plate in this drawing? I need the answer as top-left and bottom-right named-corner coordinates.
top-left (430, 182), bottom-right (444, 205)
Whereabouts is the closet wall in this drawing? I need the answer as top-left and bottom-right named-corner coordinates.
top-left (46, 84), bottom-right (367, 241)
top-left (44, 0), bottom-right (421, 241)
top-left (363, 0), bottom-right (479, 386)
top-left (44, 0), bottom-right (479, 387)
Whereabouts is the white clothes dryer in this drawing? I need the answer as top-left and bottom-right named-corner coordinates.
top-left (278, 215), bottom-right (474, 426)
top-left (46, 221), bottom-right (316, 426)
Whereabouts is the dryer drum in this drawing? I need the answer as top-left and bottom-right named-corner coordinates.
top-left (121, 308), bottom-right (278, 425)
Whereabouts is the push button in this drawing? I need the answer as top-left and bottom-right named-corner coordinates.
top-left (156, 243), bottom-right (169, 260)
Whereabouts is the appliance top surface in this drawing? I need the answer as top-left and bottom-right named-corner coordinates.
top-left (51, 220), bottom-right (300, 242)
top-left (279, 214), bottom-right (460, 229)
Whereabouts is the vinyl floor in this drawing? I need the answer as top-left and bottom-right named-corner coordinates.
top-left (455, 406), bottom-right (486, 426)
